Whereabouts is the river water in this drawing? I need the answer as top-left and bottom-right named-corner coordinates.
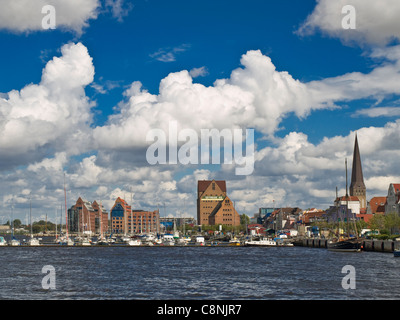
top-left (0, 245), bottom-right (399, 301)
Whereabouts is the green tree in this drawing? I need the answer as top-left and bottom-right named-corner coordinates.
top-left (385, 212), bottom-right (400, 234)
top-left (368, 214), bottom-right (386, 232)
top-left (12, 219), bottom-right (22, 228)
top-left (240, 214), bottom-right (250, 226)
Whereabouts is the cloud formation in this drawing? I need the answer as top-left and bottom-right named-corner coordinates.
top-left (2, 40), bottom-right (400, 219)
top-left (0, 42), bottom-right (94, 169)
top-left (297, 0), bottom-right (400, 46)
top-left (0, 0), bottom-right (100, 34)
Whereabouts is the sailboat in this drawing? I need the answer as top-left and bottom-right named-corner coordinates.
top-left (0, 236), bottom-right (7, 246)
top-left (27, 197), bottom-right (41, 246)
top-left (327, 159), bottom-right (362, 252)
top-left (59, 174), bottom-right (74, 246)
top-left (96, 200), bottom-right (109, 246)
top-left (75, 206), bottom-right (91, 246)
top-left (9, 198), bottom-right (20, 246)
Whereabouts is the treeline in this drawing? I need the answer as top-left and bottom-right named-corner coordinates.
top-left (3, 219), bottom-right (63, 234)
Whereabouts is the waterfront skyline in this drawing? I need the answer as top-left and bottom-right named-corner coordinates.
top-left (1, 0), bottom-right (400, 222)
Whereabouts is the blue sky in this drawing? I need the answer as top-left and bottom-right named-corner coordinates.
top-left (1, 0), bottom-right (400, 222)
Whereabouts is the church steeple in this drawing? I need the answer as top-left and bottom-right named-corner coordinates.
top-left (350, 133), bottom-right (366, 209)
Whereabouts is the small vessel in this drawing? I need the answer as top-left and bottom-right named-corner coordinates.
top-left (0, 236), bottom-right (7, 246)
top-left (121, 235), bottom-right (131, 242)
top-left (195, 236), bottom-right (205, 246)
top-left (394, 250), bottom-right (400, 257)
top-left (75, 236), bottom-right (91, 246)
top-left (27, 237), bottom-right (41, 246)
top-left (127, 239), bottom-right (141, 246)
top-left (9, 238), bottom-right (21, 246)
top-left (327, 238), bottom-right (361, 252)
top-left (176, 237), bottom-right (190, 246)
top-left (275, 238), bottom-right (294, 247)
top-left (9, 199), bottom-right (20, 246)
top-left (328, 160), bottom-right (362, 253)
top-left (244, 237), bottom-right (276, 247)
top-left (27, 197), bottom-right (41, 246)
top-left (162, 234), bottom-right (175, 246)
top-left (229, 237), bottom-right (241, 246)
top-left (140, 233), bottom-right (156, 246)
top-left (96, 236), bottom-right (109, 246)
top-left (58, 235), bottom-right (74, 246)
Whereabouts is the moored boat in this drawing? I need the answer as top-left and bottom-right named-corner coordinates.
top-left (0, 236), bottom-right (7, 246)
top-left (162, 234), bottom-right (175, 246)
top-left (394, 250), bottom-right (400, 257)
top-left (327, 238), bottom-right (361, 252)
top-left (244, 237), bottom-right (276, 247)
top-left (127, 239), bottom-right (141, 246)
top-left (9, 238), bottom-right (21, 246)
top-left (27, 236), bottom-right (41, 246)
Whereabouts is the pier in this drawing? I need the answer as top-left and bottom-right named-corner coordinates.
top-left (294, 237), bottom-right (400, 253)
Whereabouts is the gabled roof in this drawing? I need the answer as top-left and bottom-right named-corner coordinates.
top-left (392, 184), bottom-right (400, 193)
top-left (198, 180), bottom-right (226, 193)
top-left (336, 195), bottom-right (360, 202)
top-left (76, 197), bottom-right (95, 211)
top-left (368, 197), bottom-right (387, 214)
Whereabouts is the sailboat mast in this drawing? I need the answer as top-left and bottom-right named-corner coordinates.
top-left (64, 173), bottom-right (69, 239)
top-left (336, 186), bottom-right (339, 238)
top-left (30, 197), bottom-right (33, 238)
top-left (345, 158), bottom-right (350, 236)
top-left (183, 199), bottom-right (186, 236)
top-left (11, 197), bottom-right (14, 239)
top-left (130, 193), bottom-right (133, 235)
top-left (55, 208), bottom-right (58, 239)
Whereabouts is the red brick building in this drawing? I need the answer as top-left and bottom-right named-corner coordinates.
top-left (197, 180), bottom-right (240, 226)
top-left (68, 197), bottom-right (109, 235)
top-left (110, 197), bottom-right (159, 234)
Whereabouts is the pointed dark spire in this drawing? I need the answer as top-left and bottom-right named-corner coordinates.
top-left (350, 133), bottom-right (365, 190)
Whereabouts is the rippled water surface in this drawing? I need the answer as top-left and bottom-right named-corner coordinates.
top-left (0, 246), bottom-right (399, 300)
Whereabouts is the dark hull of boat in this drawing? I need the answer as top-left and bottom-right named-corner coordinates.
top-left (327, 239), bottom-right (361, 252)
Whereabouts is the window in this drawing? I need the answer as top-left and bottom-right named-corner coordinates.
top-left (212, 183), bottom-right (215, 190)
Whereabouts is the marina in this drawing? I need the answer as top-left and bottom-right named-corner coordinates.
top-left (2, 234), bottom-right (400, 254)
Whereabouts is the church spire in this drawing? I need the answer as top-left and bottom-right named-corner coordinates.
top-left (350, 133), bottom-right (366, 208)
top-left (350, 133), bottom-right (365, 189)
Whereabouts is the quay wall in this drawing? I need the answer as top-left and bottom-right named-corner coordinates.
top-left (295, 238), bottom-right (400, 253)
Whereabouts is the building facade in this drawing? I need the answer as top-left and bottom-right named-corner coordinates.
top-left (197, 180), bottom-right (227, 226)
top-left (110, 197), bottom-right (160, 234)
top-left (334, 196), bottom-right (361, 215)
top-left (208, 195), bottom-right (240, 226)
top-left (385, 183), bottom-right (400, 215)
top-left (197, 180), bottom-right (240, 226)
top-left (68, 197), bottom-right (109, 235)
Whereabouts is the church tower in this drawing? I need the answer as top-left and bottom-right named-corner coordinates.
top-left (350, 134), bottom-right (367, 209)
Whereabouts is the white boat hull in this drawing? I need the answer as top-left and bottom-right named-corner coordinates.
top-left (245, 240), bottom-right (276, 247)
top-left (27, 238), bottom-right (41, 246)
top-left (9, 239), bottom-right (21, 246)
top-left (127, 240), bottom-right (141, 246)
